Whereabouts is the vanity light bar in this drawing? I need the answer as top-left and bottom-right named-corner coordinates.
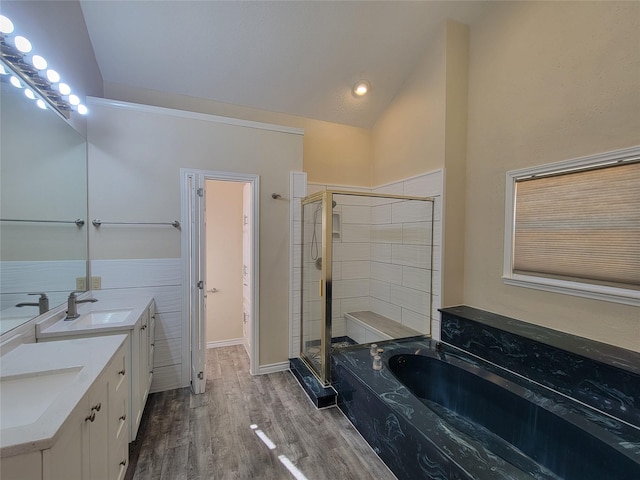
top-left (0, 14), bottom-right (87, 118)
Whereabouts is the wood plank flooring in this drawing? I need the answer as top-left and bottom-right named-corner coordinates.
top-left (126, 345), bottom-right (397, 480)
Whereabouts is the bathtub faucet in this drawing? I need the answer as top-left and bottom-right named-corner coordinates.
top-left (65, 291), bottom-right (98, 320)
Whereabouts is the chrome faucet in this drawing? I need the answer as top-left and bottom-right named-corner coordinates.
top-left (16, 293), bottom-right (50, 315)
top-left (65, 291), bottom-right (98, 320)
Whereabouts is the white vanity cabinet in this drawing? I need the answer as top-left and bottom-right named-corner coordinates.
top-left (36, 297), bottom-right (156, 443)
top-left (0, 336), bottom-right (128, 480)
top-left (44, 344), bottom-right (128, 480)
top-left (132, 302), bottom-right (154, 438)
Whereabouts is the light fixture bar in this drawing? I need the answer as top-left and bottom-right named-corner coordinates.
top-left (0, 15), bottom-right (87, 118)
top-left (0, 56), bottom-right (70, 119)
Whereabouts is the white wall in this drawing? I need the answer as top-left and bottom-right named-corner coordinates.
top-left (87, 98), bottom-right (303, 390)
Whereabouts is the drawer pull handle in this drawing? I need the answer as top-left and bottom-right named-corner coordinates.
top-left (85, 412), bottom-right (96, 423)
top-left (91, 403), bottom-right (102, 412)
top-left (141, 324), bottom-right (147, 330)
top-left (120, 459), bottom-right (127, 467)
top-left (118, 369), bottom-right (126, 376)
top-left (119, 414), bottom-right (127, 421)
top-left (151, 343), bottom-right (155, 347)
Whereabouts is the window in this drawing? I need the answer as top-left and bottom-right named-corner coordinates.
top-left (503, 146), bottom-right (640, 306)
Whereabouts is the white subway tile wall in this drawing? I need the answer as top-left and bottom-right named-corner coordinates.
top-left (91, 258), bottom-right (183, 392)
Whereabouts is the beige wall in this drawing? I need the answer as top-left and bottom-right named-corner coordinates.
top-left (371, 23), bottom-right (446, 186)
top-left (104, 83), bottom-right (372, 187)
top-left (372, 20), bottom-right (469, 306)
top-left (87, 99), bottom-right (303, 365)
top-left (442, 21), bottom-right (469, 307)
top-left (205, 181), bottom-right (244, 344)
top-left (464, 1), bottom-right (640, 350)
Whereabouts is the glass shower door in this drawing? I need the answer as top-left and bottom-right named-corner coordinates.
top-left (300, 194), bottom-right (332, 385)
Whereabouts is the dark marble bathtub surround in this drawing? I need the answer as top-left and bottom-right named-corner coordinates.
top-left (440, 306), bottom-right (640, 429)
top-left (332, 339), bottom-right (640, 480)
top-left (289, 357), bottom-right (337, 408)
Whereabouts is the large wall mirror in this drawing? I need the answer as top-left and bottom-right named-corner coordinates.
top-left (0, 80), bottom-right (88, 334)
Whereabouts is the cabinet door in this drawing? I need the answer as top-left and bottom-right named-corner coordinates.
top-left (148, 303), bottom-right (156, 389)
top-left (87, 377), bottom-right (109, 480)
top-left (43, 398), bottom-right (88, 480)
top-left (1, 451), bottom-right (42, 480)
top-left (107, 347), bottom-right (129, 480)
top-left (138, 309), bottom-right (150, 418)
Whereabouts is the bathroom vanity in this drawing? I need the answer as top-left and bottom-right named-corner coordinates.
top-left (36, 295), bottom-right (156, 442)
top-left (0, 335), bottom-right (129, 480)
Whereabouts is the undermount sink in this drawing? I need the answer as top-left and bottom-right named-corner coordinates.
top-left (0, 366), bottom-right (83, 429)
top-left (73, 309), bottom-right (133, 326)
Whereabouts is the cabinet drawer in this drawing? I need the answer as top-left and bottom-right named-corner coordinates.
top-left (111, 394), bottom-right (129, 444)
top-left (109, 350), bottom-right (128, 396)
top-left (109, 439), bottom-right (128, 480)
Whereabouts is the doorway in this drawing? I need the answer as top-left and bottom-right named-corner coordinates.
top-left (205, 180), bottom-right (250, 351)
top-left (181, 169), bottom-right (260, 394)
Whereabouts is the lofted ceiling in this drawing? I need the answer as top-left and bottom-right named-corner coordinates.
top-left (79, 1), bottom-right (489, 129)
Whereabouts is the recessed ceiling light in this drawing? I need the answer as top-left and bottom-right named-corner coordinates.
top-left (353, 80), bottom-right (371, 97)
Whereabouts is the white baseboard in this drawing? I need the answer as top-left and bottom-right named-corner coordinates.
top-left (206, 338), bottom-right (244, 349)
top-left (257, 361), bottom-right (290, 375)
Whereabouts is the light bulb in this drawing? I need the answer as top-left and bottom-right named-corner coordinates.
top-left (36, 99), bottom-right (47, 109)
top-left (78, 104), bottom-right (88, 115)
top-left (69, 94), bottom-right (80, 106)
top-left (24, 88), bottom-right (36, 100)
top-left (10, 76), bottom-right (22, 88)
top-left (58, 82), bottom-right (71, 95)
top-left (31, 55), bottom-right (47, 70)
top-left (0, 15), bottom-right (14, 34)
top-left (46, 69), bottom-right (60, 83)
top-left (352, 80), bottom-right (371, 97)
top-left (14, 36), bottom-right (32, 53)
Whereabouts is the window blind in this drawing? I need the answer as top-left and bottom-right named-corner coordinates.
top-left (513, 161), bottom-right (640, 288)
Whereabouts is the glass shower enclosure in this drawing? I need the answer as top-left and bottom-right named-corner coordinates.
top-left (300, 190), bottom-right (435, 386)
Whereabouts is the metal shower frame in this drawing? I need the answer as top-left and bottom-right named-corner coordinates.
top-left (299, 189), bottom-right (435, 386)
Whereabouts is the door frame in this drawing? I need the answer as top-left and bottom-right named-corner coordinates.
top-left (181, 168), bottom-right (260, 392)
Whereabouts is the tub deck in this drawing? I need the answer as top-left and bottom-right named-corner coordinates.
top-left (332, 338), bottom-right (640, 480)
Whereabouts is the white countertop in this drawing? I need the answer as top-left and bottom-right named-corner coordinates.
top-left (0, 335), bottom-right (127, 457)
top-left (36, 294), bottom-right (153, 339)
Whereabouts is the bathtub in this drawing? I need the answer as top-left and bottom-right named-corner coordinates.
top-left (331, 339), bottom-right (640, 480)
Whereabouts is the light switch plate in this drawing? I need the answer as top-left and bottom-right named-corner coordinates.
top-left (91, 276), bottom-right (102, 290)
top-left (76, 277), bottom-right (87, 290)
